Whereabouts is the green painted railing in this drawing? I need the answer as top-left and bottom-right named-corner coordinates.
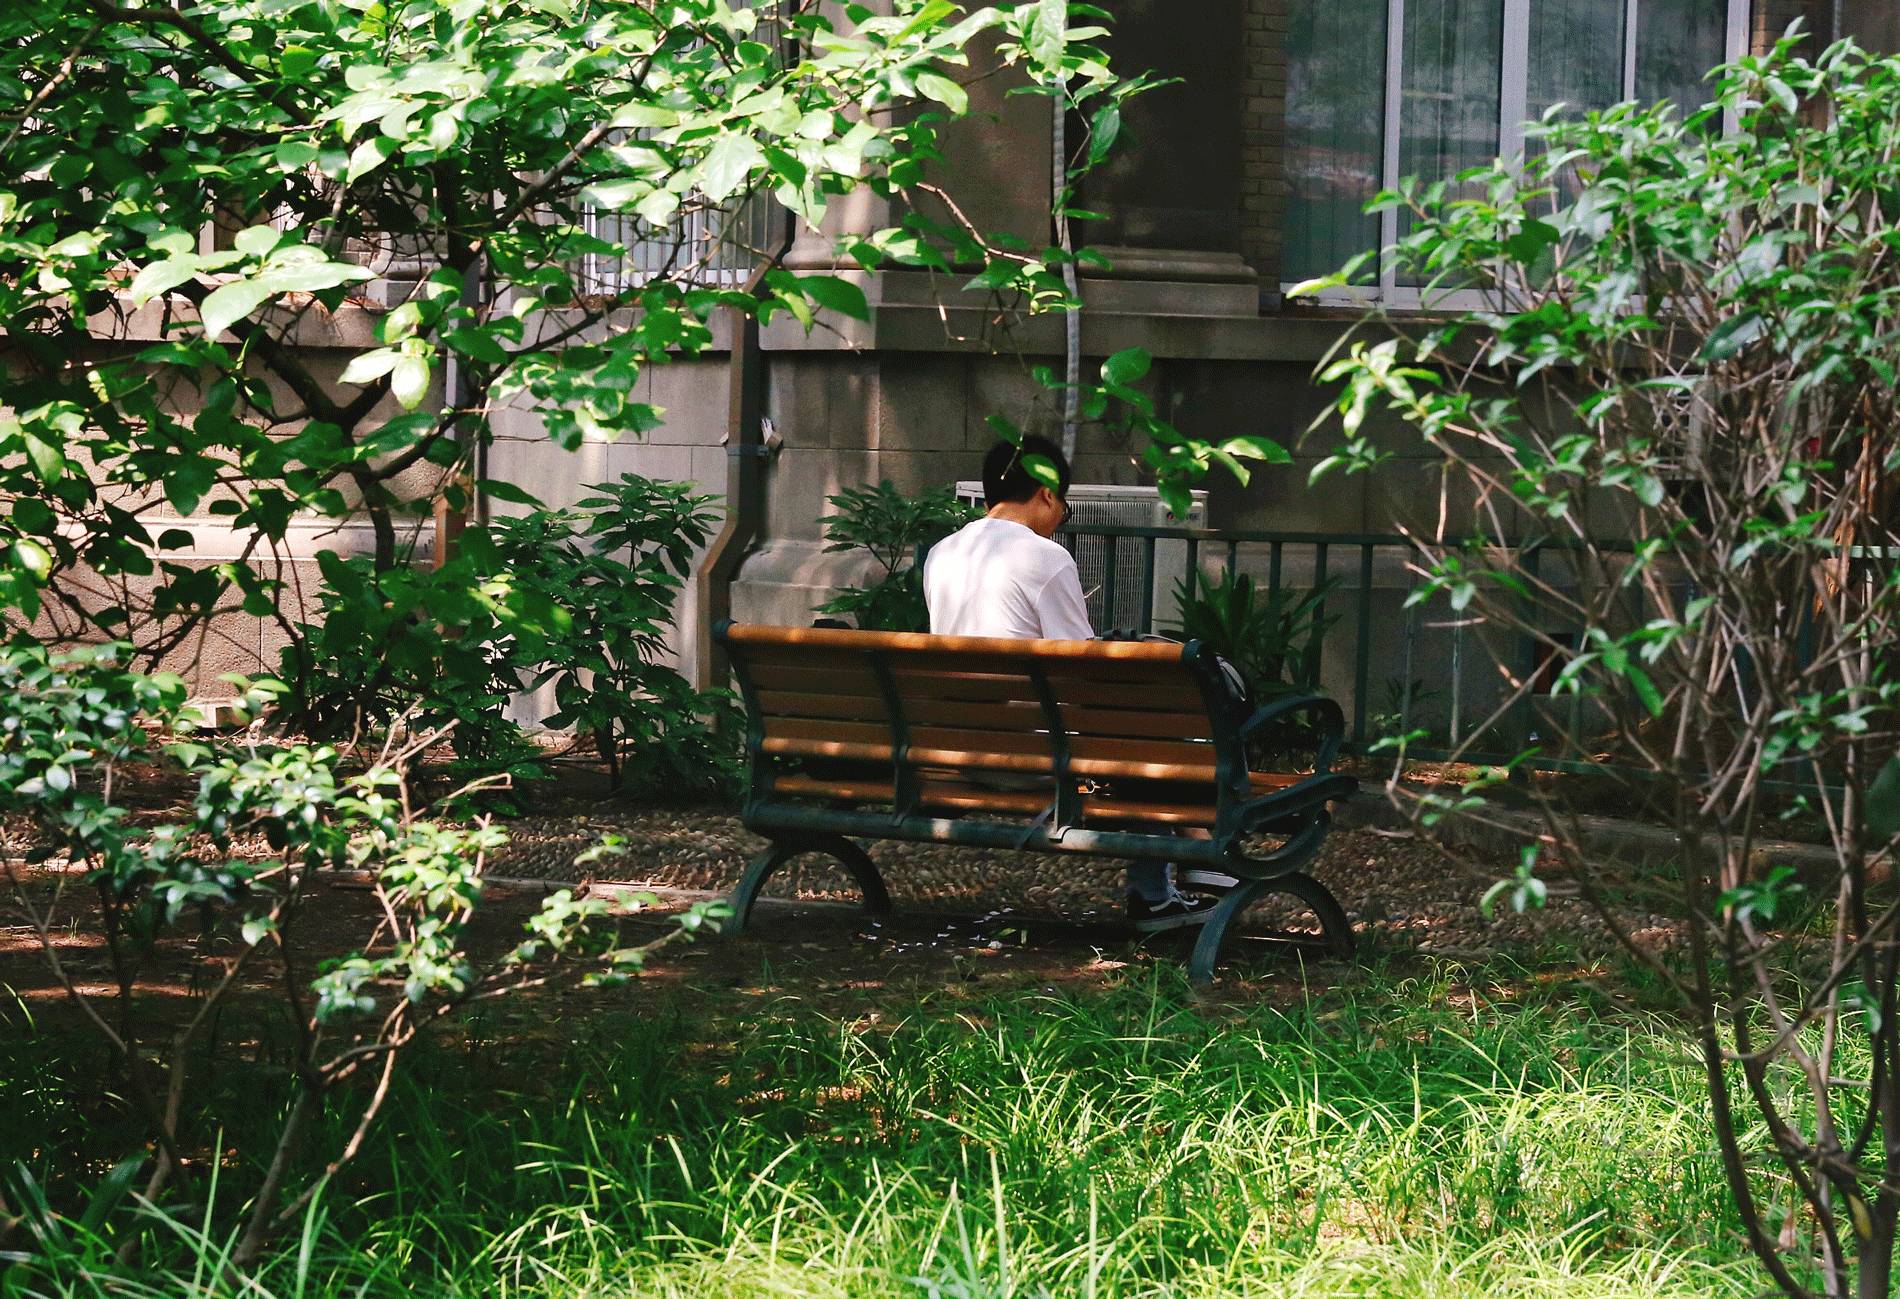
top-left (1042, 523), bottom-right (1856, 801)
top-left (914, 520), bottom-right (1847, 792)
top-left (1051, 523), bottom-right (1427, 755)
top-left (1043, 522), bottom-right (1682, 783)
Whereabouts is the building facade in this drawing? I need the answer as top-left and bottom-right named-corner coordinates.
top-left (74, 0), bottom-right (1870, 718)
top-left (481, 0), bottom-right (1845, 695)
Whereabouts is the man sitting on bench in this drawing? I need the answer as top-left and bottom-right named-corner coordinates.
top-left (922, 435), bottom-right (1221, 932)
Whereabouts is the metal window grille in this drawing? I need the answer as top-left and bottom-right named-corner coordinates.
top-left (580, 190), bottom-right (780, 294)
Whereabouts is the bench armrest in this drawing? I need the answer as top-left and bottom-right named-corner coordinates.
top-left (1236, 693), bottom-right (1346, 770)
top-left (1234, 771), bottom-right (1358, 836)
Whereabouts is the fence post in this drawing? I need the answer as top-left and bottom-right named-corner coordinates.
top-left (1353, 543), bottom-right (1375, 745)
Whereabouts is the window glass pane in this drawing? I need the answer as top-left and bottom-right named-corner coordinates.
top-left (1396, 0), bottom-right (1503, 286)
top-left (1527, 0), bottom-right (1624, 200)
top-left (1528, 1), bottom-right (1624, 122)
top-left (1637, 0), bottom-right (1730, 117)
top-left (1282, 0), bottom-right (1387, 284)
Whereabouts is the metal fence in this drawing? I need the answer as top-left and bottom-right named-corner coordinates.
top-left (1046, 522), bottom-right (1863, 800)
top-left (1051, 522), bottom-right (1640, 774)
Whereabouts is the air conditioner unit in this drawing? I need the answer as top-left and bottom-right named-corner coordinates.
top-left (955, 482), bottom-right (1207, 633)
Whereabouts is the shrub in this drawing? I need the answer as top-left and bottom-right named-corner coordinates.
top-left (1310, 33), bottom-right (1900, 1299)
top-left (285, 475), bottom-right (739, 794)
top-left (1166, 567), bottom-right (1337, 702)
top-left (0, 643), bottom-right (722, 1272)
top-left (817, 482), bottom-right (980, 632)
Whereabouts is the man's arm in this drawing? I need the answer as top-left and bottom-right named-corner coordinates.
top-left (1035, 562), bottom-right (1095, 640)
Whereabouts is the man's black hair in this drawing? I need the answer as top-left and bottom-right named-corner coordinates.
top-left (982, 434), bottom-right (1071, 508)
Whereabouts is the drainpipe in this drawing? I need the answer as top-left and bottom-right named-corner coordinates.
top-left (1053, 91), bottom-right (1082, 461)
top-left (695, 211), bottom-right (796, 688)
top-left (433, 250), bottom-right (488, 568)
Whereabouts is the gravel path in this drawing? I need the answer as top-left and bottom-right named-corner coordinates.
top-left (487, 797), bottom-right (1684, 960)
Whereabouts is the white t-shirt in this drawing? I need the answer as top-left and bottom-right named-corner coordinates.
top-left (923, 516), bottom-right (1095, 640)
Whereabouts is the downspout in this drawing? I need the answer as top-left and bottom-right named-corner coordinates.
top-left (433, 250), bottom-right (488, 568)
top-left (695, 209), bottom-right (796, 688)
top-left (1054, 92), bottom-right (1082, 460)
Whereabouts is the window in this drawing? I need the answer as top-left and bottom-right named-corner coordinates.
top-left (1283, 0), bottom-right (1749, 304)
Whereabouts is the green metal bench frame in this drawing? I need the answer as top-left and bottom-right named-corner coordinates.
top-left (715, 622), bottom-right (1359, 984)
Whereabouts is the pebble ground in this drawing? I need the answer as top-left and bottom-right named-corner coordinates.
top-left (487, 796), bottom-right (1687, 961)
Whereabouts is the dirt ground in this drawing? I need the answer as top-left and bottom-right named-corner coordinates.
top-left (1, 771), bottom-right (1688, 1040)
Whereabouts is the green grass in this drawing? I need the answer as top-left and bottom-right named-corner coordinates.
top-left (3, 962), bottom-right (1759, 1298)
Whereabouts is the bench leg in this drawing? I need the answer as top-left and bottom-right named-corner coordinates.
top-left (1186, 871), bottom-right (1355, 985)
top-left (721, 834), bottom-right (893, 937)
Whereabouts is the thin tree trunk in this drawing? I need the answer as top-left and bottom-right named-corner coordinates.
top-left (1859, 1203), bottom-right (1895, 1299)
top-left (232, 1082), bottom-right (322, 1270)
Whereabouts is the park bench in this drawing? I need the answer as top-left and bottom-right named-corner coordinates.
top-left (714, 622), bottom-right (1359, 983)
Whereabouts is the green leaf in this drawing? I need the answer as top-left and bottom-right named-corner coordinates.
top-left (1285, 272), bottom-right (1347, 298)
top-left (1101, 347), bottom-right (1151, 387)
top-left (198, 278), bottom-right (276, 339)
top-left (1625, 663), bottom-right (1665, 718)
top-left (23, 431), bottom-right (65, 482)
top-left (700, 134), bottom-right (763, 203)
top-left (1700, 311), bottom-right (1766, 362)
top-left (163, 458), bottom-right (215, 515)
top-left (1220, 435), bottom-right (1292, 465)
top-left (963, 261), bottom-right (1018, 292)
top-left (390, 354), bottom-right (431, 410)
top-left (128, 257), bottom-right (200, 306)
top-left (275, 140), bottom-right (320, 170)
top-left (10, 538), bottom-right (52, 580)
top-left (1028, 0), bottom-right (1067, 67)
top-left (1087, 102), bottom-right (1121, 166)
top-left (797, 275), bottom-right (869, 321)
top-left (916, 72), bottom-right (968, 116)
top-left (636, 188), bottom-right (681, 225)
top-left (1867, 754), bottom-right (1900, 843)
top-left (1021, 454), bottom-right (1060, 493)
top-left (280, 45), bottom-right (318, 78)
top-left (340, 348), bottom-right (401, 386)
top-left (895, 0), bottom-right (957, 40)
top-left (346, 136), bottom-right (399, 183)
top-left (579, 178), bottom-right (648, 210)
top-left (234, 225), bottom-right (283, 257)
top-left (475, 479), bottom-right (544, 507)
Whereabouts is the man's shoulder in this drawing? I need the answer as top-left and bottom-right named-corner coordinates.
top-left (930, 517), bottom-right (1073, 571)
top-left (1019, 530), bottom-right (1077, 570)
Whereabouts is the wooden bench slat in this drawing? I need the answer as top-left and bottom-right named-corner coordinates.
top-left (754, 690), bottom-right (1216, 741)
top-left (765, 774), bottom-right (1286, 829)
top-left (744, 662), bottom-right (884, 695)
top-left (725, 623), bottom-right (1187, 663)
top-left (761, 721), bottom-right (1227, 783)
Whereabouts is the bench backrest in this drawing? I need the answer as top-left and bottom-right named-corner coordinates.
top-left (717, 623), bottom-right (1249, 828)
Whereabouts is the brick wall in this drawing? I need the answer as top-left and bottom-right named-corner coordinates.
top-left (1239, 0), bottom-right (1290, 296)
top-left (1753, 0), bottom-right (1824, 51)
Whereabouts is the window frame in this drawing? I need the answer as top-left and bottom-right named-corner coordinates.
top-left (1286, 0), bottom-right (1754, 310)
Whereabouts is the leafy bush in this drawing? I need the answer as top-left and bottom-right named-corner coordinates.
top-left (817, 482), bottom-right (980, 632)
top-left (285, 476), bottom-right (738, 795)
top-left (490, 476), bottom-right (741, 797)
top-left (0, 643), bottom-right (723, 1270)
top-left (1166, 567), bottom-right (1337, 701)
top-left (0, 0), bottom-right (1145, 668)
top-left (1309, 33), bottom-right (1900, 1299)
